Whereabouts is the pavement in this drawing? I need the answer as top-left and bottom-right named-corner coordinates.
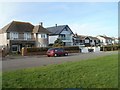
top-left (1, 51), bottom-right (118, 72)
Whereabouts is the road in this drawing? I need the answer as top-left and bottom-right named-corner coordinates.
top-left (1, 51), bottom-right (118, 72)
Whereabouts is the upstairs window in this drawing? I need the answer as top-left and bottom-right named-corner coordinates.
top-left (85, 39), bottom-right (89, 43)
top-left (24, 33), bottom-right (31, 40)
top-left (41, 34), bottom-right (46, 38)
top-left (65, 28), bottom-right (68, 31)
top-left (38, 34), bottom-right (47, 38)
top-left (10, 32), bottom-right (18, 40)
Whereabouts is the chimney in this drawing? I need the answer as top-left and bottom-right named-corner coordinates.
top-left (55, 24), bottom-right (57, 27)
top-left (39, 22), bottom-right (43, 26)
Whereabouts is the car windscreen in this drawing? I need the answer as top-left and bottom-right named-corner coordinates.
top-left (48, 48), bottom-right (54, 51)
top-left (55, 48), bottom-right (64, 52)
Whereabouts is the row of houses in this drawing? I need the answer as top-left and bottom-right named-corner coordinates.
top-left (73, 34), bottom-right (119, 47)
top-left (0, 21), bottom-right (119, 53)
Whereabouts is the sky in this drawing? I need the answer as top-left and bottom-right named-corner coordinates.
top-left (0, 2), bottom-right (118, 37)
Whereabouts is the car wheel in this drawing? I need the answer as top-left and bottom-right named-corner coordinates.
top-left (47, 55), bottom-right (50, 57)
top-left (54, 54), bottom-right (57, 57)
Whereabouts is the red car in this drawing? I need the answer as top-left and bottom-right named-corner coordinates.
top-left (46, 48), bottom-right (68, 57)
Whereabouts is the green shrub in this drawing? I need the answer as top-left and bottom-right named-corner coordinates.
top-left (101, 45), bottom-right (119, 51)
top-left (27, 47), bottom-right (50, 52)
top-left (60, 46), bottom-right (80, 53)
top-left (63, 46), bottom-right (79, 51)
top-left (26, 46), bottom-right (80, 53)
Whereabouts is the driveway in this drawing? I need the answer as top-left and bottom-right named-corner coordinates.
top-left (1, 51), bottom-right (118, 72)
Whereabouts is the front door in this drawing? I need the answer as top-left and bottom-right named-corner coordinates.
top-left (11, 45), bottom-right (18, 52)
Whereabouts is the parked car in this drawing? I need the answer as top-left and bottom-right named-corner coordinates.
top-left (46, 48), bottom-right (68, 57)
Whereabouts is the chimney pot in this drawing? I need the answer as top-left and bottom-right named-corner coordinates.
top-left (39, 22), bottom-right (43, 26)
top-left (55, 24), bottom-right (57, 27)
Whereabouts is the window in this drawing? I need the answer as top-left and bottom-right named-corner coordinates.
top-left (80, 40), bottom-right (83, 43)
top-left (65, 34), bottom-right (71, 40)
top-left (85, 39), bottom-right (89, 43)
top-left (59, 48), bottom-right (64, 52)
top-left (60, 34), bottom-right (65, 37)
top-left (24, 33), bottom-right (31, 40)
top-left (41, 34), bottom-right (46, 38)
top-left (38, 34), bottom-right (47, 38)
top-left (65, 28), bottom-right (68, 31)
top-left (60, 34), bottom-right (65, 40)
top-left (10, 32), bottom-right (18, 40)
top-left (12, 45), bottom-right (18, 52)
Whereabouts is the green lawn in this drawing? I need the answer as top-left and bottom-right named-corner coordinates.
top-left (2, 54), bottom-right (118, 88)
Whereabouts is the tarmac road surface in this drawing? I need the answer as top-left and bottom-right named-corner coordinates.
top-left (1, 51), bottom-right (118, 71)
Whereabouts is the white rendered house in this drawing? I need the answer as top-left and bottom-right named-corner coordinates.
top-left (46, 25), bottom-right (74, 46)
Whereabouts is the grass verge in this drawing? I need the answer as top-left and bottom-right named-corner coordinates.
top-left (2, 54), bottom-right (118, 88)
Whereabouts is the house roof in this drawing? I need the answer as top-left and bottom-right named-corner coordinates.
top-left (98, 35), bottom-right (113, 40)
top-left (77, 35), bottom-right (86, 40)
top-left (46, 25), bottom-right (74, 35)
top-left (0, 21), bottom-right (34, 33)
top-left (75, 35), bottom-right (99, 40)
top-left (88, 36), bottom-right (99, 40)
top-left (33, 25), bottom-right (51, 34)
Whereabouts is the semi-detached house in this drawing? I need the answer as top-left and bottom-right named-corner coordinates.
top-left (73, 34), bottom-right (100, 47)
top-left (0, 21), bottom-right (50, 53)
top-left (97, 35), bottom-right (113, 46)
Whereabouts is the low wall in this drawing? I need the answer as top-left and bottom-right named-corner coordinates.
top-left (81, 47), bottom-right (89, 53)
top-left (93, 47), bottom-right (100, 52)
top-left (80, 47), bottom-right (100, 53)
top-left (80, 45), bottom-right (118, 53)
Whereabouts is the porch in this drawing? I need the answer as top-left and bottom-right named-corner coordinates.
top-left (9, 40), bottom-right (36, 53)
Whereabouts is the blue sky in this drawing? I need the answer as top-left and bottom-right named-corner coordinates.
top-left (0, 2), bottom-right (118, 37)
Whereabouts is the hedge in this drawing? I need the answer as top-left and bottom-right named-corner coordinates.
top-left (27, 47), bottom-right (50, 52)
top-left (100, 45), bottom-right (119, 51)
top-left (56, 46), bottom-right (80, 53)
top-left (26, 46), bottom-right (80, 54)
top-left (63, 46), bottom-right (79, 51)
